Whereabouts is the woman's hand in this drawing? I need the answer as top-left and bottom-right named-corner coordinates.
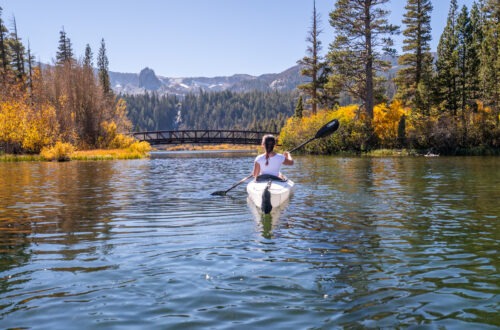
top-left (283, 152), bottom-right (293, 165)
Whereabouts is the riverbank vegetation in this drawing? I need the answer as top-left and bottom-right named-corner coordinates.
top-left (283, 0), bottom-right (499, 155)
top-left (0, 9), bottom-right (140, 160)
top-left (279, 101), bottom-right (499, 155)
top-left (1, 0), bottom-right (499, 158)
top-left (121, 0), bottom-right (499, 156)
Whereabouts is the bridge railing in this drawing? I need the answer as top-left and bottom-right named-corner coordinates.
top-left (132, 130), bottom-right (280, 145)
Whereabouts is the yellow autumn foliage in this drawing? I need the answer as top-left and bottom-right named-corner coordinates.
top-left (372, 100), bottom-right (408, 148)
top-left (127, 141), bottom-right (152, 155)
top-left (23, 104), bottom-right (59, 153)
top-left (99, 120), bottom-right (136, 149)
top-left (280, 102), bottom-right (412, 153)
top-left (279, 107), bottom-right (339, 153)
top-left (0, 100), bottom-right (26, 145)
top-left (0, 99), bottom-right (60, 154)
top-left (40, 141), bottom-right (75, 161)
top-left (332, 104), bottom-right (360, 122)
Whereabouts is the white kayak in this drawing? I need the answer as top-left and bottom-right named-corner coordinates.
top-left (246, 175), bottom-right (295, 214)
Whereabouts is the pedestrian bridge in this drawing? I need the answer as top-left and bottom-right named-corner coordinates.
top-left (132, 129), bottom-right (280, 145)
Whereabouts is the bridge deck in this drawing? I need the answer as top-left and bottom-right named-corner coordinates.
top-left (132, 130), bottom-right (279, 145)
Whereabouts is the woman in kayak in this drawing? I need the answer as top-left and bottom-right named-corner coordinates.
top-left (252, 134), bottom-right (293, 180)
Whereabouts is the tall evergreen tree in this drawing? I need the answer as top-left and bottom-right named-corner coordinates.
top-left (436, 0), bottom-right (459, 115)
top-left (456, 5), bottom-right (475, 114)
top-left (27, 40), bottom-right (34, 91)
top-left (0, 6), bottom-right (8, 74)
top-left (84, 43), bottom-right (93, 68)
top-left (468, 1), bottom-right (483, 103)
top-left (327, 0), bottom-right (398, 119)
top-left (56, 27), bottom-right (73, 65)
top-left (97, 38), bottom-right (111, 95)
top-left (394, 0), bottom-right (433, 114)
top-left (297, 0), bottom-right (328, 115)
top-left (479, 0), bottom-right (499, 114)
top-left (9, 16), bottom-right (25, 79)
top-left (294, 95), bottom-right (304, 118)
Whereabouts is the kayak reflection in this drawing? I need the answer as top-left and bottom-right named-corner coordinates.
top-left (247, 197), bottom-right (290, 239)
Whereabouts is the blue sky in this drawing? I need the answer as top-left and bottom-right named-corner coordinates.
top-left (1, 0), bottom-right (475, 77)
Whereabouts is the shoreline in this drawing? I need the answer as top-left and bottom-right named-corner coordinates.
top-left (1, 146), bottom-right (499, 162)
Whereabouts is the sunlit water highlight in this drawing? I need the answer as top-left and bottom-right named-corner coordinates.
top-left (0, 155), bottom-right (499, 329)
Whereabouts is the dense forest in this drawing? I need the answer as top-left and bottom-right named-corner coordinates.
top-left (123, 90), bottom-right (296, 133)
top-left (279, 0), bottom-right (499, 154)
top-left (0, 0), bottom-right (499, 155)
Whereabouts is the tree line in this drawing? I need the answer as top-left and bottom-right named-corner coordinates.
top-left (123, 90), bottom-right (296, 133)
top-left (1, 0), bottom-right (498, 155)
top-left (0, 7), bottom-right (130, 154)
top-left (292, 0), bottom-right (499, 153)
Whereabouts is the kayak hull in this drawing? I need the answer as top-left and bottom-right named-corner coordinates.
top-left (246, 179), bottom-right (295, 213)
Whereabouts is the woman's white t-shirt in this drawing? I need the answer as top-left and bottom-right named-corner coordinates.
top-left (255, 153), bottom-right (285, 176)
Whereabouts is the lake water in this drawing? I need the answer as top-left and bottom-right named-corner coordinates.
top-left (0, 154), bottom-right (499, 329)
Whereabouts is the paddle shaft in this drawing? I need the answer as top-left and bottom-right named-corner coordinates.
top-left (287, 119), bottom-right (339, 153)
top-left (225, 174), bottom-right (253, 193)
top-left (288, 137), bottom-right (316, 154)
top-left (211, 174), bottom-right (253, 195)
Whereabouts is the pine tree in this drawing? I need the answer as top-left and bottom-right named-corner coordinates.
top-left (479, 0), bottom-right (499, 114)
top-left (9, 16), bottom-right (25, 79)
top-left (327, 0), bottom-right (398, 119)
top-left (27, 41), bottom-right (34, 91)
top-left (56, 27), bottom-right (73, 65)
top-left (395, 0), bottom-right (433, 115)
top-left (436, 0), bottom-right (459, 115)
top-left (456, 5), bottom-right (474, 114)
top-left (0, 6), bottom-right (8, 74)
top-left (297, 0), bottom-right (328, 115)
top-left (469, 1), bottom-right (483, 104)
top-left (294, 95), bottom-right (304, 118)
top-left (97, 38), bottom-right (111, 95)
top-left (84, 44), bottom-right (93, 68)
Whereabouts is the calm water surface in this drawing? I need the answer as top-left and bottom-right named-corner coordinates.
top-left (0, 155), bottom-right (499, 329)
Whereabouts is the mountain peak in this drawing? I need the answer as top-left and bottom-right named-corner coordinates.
top-left (111, 65), bottom-right (308, 95)
top-left (138, 67), bottom-right (162, 91)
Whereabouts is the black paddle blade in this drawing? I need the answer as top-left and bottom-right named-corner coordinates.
top-left (261, 183), bottom-right (272, 214)
top-left (314, 119), bottom-right (340, 139)
top-left (211, 191), bottom-right (227, 196)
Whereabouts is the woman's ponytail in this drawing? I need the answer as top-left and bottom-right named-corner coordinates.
top-left (262, 135), bottom-right (276, 166)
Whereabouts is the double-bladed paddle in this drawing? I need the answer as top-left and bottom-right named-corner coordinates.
top-left (211, 118), bottom-right (340, 196)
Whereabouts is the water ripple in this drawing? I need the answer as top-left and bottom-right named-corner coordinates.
top-left (0, 156), bottom-right (499, 329)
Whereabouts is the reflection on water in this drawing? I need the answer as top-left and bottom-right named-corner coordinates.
top-left (0, 156), bottom-right (499, 329)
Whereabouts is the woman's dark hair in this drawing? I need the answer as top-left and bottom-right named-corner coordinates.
top-left (262, 135), bottom-right (275, 166)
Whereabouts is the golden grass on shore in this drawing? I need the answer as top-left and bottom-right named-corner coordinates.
top-left (0, 149), bottom-right (149, 161)
top-left (1, 141), bottom-right (152, 162)
top-left (71, 149), bottom-right (148, 160)
top-left (0, 154), bottom-right (42, 162)
top-left (161, 144), bottom-right (259, 152)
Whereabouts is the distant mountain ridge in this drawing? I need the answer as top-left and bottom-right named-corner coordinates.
top-left (110, 54), bottom-right (408, 96)
top-left (110, 65), bottom-right (309, 96)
